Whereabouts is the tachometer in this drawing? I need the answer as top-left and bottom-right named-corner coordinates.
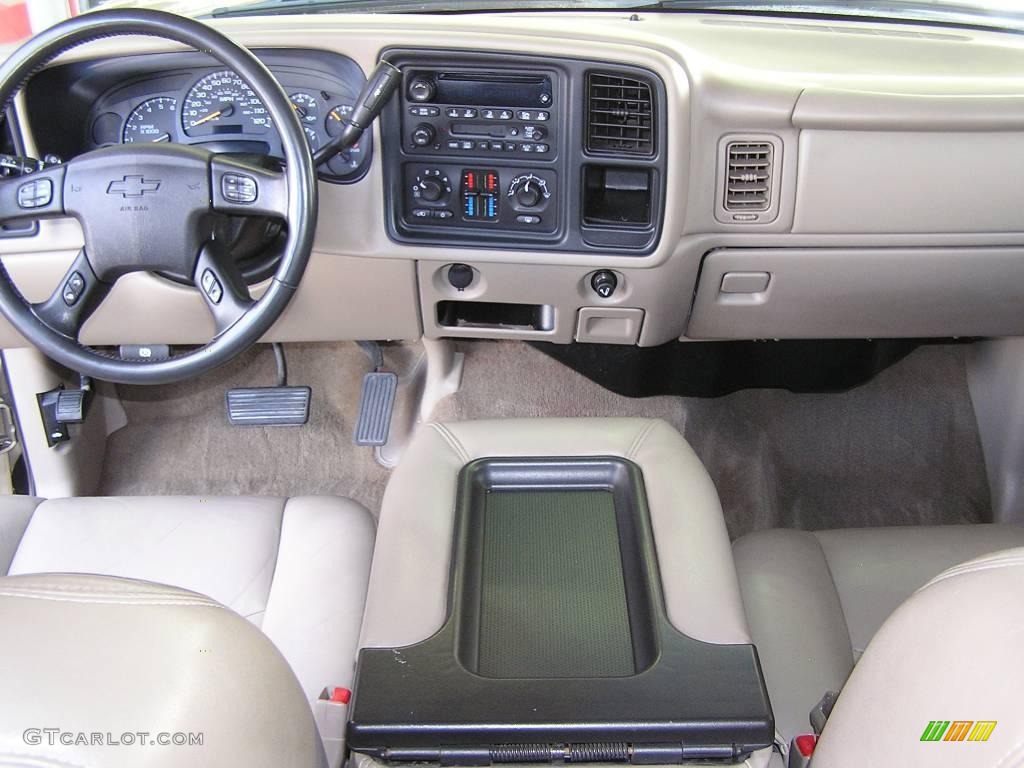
top-left (182, 71), bottom-right (271, 137)
top-left (123, 97), bottom-right (177, 144)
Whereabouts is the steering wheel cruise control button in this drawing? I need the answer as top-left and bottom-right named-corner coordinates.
top-left (62, 272), bottom-right (85, 307)
top-left (200, 268), bottom-right (223, 305)
top-left (17, 178), bottom-right (52, 209)
top-left (221, 173), bottom-right (257, 204)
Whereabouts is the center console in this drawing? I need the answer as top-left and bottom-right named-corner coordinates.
top-left (351, 419), bottom-right (775, 768)
top-left (382, 51), bottom-right (668, 254)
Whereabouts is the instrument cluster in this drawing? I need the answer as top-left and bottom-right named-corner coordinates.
top-left (86, 51), bottom-right (371, 184)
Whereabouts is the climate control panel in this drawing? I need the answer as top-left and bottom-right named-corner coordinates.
top-left (402, 163), bottom-right (557, 234)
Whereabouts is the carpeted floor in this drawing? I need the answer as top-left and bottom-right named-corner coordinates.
top-left (432, 341), bottom-right (991, 538)
top-left (98, 342), bottom-right (411, 516)
top-left (100, 339), bottom-right (991, 538)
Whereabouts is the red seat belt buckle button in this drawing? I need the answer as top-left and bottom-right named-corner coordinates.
top-left (329, 687), bottom-right (352, 704)
top-left (795, 734), bottom-right (817, 757)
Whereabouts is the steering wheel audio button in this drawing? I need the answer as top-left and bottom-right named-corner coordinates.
top-left (221, 173), bottom-right (257, 204)
top-left (200, 268), bottom-right (223, 305)
top-left (62, 271), bottom-right (85, 307)
top-left (17, 178), bottom-right (52, 209)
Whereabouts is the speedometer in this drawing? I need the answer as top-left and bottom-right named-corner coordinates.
top-left (181, 71), bottom-right (271, 137)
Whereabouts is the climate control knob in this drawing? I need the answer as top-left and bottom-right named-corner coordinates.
top-left (412, 170), bottom-right (452, 205)
top-left (508, 173), bottom-right (550, 209)
top-left (419, 178), bottom-right (444, 202)
top-left (411, 123), bottom-right (435, 147)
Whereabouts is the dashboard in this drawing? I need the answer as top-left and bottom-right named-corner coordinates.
top-left (3, 11), bottom-right (1024, 350)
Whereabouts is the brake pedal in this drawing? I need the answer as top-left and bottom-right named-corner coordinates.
top-left (354, 371), bottom-right (398, 446)
top-left (226, 343), bottom-right (310, 427)
top-left (226, 386), bottom-right (310, 427)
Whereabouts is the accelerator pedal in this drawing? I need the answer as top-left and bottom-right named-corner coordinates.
top-left (353, 341), bottom-right (397, 446)
top-left (226, 343), bottom-right (310, 427)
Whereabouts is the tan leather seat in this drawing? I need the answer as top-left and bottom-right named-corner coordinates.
top-left (0, 495), bottom-right (376, 767)
top-left (811, 547), bottom-right (1024, 767)
top-left (733, 525), bottom-right (1024, 754)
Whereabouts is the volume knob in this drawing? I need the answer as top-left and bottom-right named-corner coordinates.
top-left (408, 77), bottom-right (436, 103)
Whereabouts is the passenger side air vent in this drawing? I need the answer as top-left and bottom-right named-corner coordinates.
top-left (586, 72), bottom-right (654, 156)
top-left (724, 141), bottom-right (773, 211)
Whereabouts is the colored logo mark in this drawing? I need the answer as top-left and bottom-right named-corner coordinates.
top-left (921, 721), bottom-right (997, 742)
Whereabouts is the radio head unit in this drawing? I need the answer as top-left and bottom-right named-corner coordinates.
top-left (401, 69), bottom-right (558, 160)
top-left (407, 71), bottom-right (553, 108)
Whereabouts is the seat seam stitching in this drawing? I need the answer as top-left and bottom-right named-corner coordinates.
top-left (626, 419), bottom-right (658, 460)
top-left (431, 423), bottom-right (471, 464)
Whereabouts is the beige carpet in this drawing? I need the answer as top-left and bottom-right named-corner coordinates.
top-left (101, 339), bottom-right (990, 538)
top-left (434, 341), bottom-right (991, 538)
top-left (99, 342), bottom-right (411, 516)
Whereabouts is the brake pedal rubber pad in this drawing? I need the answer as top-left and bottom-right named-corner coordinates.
top-left (226, 386), bottom-right (311, 426)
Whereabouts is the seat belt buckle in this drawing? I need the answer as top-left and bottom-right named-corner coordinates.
top-left (787, 734), bottom-right (817, 768)
top-left (315, 687), bottom-right (352, 768)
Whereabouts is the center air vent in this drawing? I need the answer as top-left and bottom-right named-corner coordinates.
top-left (724, 141), bottom-right (773, 211)
top-left (586, 72), bottom-right (654, 156)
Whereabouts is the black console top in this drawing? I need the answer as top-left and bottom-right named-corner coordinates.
top-left (381, 50), bottom-right (668, 255)
top-left (347, 458), bottom-right (774, 765)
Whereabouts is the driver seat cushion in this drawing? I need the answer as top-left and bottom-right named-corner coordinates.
top-left (733, 524), bottom-right (1024, 745)
top-left (0, 494), bottom-right (376, 705)
top-left (0, 572), bottom-right (326, 768)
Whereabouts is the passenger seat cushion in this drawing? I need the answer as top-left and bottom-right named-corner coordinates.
top-left (813, 524), bottom-right (1024, 657)
top-left (734, 524), bottom-right (1024, 746)
top-left (732, 529), bottom-right (856, 744)
top-left (813, 548), bottom-right (1024, 768)
top-left (0, 495), bottom-right (40, 575)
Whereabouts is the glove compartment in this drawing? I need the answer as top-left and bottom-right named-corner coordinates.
top-left (687, 246), bottom-right (1024, 339)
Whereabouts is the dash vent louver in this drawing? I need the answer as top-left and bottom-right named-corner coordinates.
top-left (724, 141), bottom-right (773, 211)
top-left (586, 72), bottom-right (654, 156)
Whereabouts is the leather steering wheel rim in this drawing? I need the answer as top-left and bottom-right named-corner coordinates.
top-left (0, 9), bottom-right (318, 385)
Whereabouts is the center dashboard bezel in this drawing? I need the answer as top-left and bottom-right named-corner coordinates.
top-left (381, 49), bottom-right (669, 255)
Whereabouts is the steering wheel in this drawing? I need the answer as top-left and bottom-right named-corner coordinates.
top-left (0, 9), bottom-right (317, 384)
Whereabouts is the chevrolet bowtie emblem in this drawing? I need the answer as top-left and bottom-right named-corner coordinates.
top-left (107, 175), bottom-right (161, 198)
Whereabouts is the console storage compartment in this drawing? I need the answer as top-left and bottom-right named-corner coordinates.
top-left (348, 456), bottom-right (773, 764)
